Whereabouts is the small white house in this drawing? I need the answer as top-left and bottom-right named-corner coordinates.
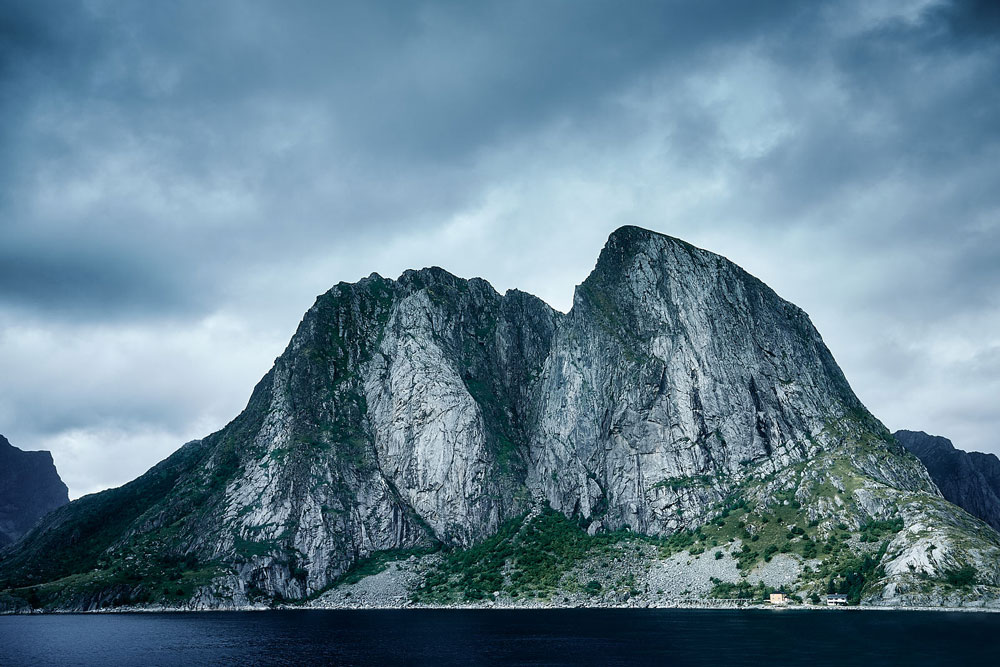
top-left (826, 594), bottom-right (848, 606)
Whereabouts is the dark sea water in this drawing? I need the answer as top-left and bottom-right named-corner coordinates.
top-left (0, 608), bottom-right (996, 666)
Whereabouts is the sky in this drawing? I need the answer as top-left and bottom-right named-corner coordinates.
top-left (1, 0), bottom-right (998, 499)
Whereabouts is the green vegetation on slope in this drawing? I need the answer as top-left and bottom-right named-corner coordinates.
top-left (3, 548), bottom-right (223, 611)
top-left (411, 507), bottom-right (701, 604)
top-left (0, 439), bottom-right (212, 592)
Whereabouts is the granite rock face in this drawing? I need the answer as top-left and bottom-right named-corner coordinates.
top-left (3, 226), bottom-right (998, 610)
top-left (527, 228), bottom-right (869, 535)
top-left (895, 430), bottom-right (1000, 533)
top-left (0, 434), bottom-right (69, 547)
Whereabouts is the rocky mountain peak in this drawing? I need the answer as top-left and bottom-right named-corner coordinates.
top-left (594, 225), bottom-right (693, 268)
top-left (896, 429), bottom-right (957, 456)
top-left (397, 265), bottom-right (464, 289)
top-left (0, 434), bottom-right (70, 547)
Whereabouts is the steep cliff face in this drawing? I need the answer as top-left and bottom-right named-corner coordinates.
top-left (528, 227), bottom-right (872, 535)
top-left (0, 435), bottom-right (69, 547)
top-left (204, 270), bottom-right (558, 597)
top-left (2, 226), bottom-right (998, 611)
top-left (895, 430), bottom-right (1000, 533)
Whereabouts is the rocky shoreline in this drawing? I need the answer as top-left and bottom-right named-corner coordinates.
top-left (8, 533), bottom-right (1000, 615)
top-left (8, 600), bottom-right (1000, 615)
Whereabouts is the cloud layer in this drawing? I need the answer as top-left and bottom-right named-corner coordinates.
top-left (2, 0), bottom-right (998, 497)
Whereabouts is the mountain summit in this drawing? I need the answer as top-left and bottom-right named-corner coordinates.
top-left (0, 434), bottom-right (69, 547)
top-left (2, 227), bottom-right (998, 611)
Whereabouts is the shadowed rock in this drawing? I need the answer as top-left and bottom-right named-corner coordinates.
top-left (0, 434), bottom-right (69, 547)
top-left (896, 430), bottom-right (1000, 533)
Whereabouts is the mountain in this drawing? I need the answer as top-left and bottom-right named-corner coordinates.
top-left (0, 435), bottom-right (69, 548)
top-left (895, 430), bottom-right (1000, 533)
top-left (2, 226), bottom-right (999, 612)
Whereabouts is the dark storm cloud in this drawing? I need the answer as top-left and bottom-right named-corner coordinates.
top-left (1, 0), bottom-right (809, 319)
top-left (1, 0), bottom-right (998, 495)
top-left (940, 0), bottom-right (1000, 37)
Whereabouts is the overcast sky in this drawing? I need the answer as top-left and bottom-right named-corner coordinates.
top-left (2, 0), bottom-right (998, 499)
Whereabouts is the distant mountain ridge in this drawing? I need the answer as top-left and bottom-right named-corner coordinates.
top-left (895, 430), bottom-right (1000, 533)
top-left (0, 434), bottom-right (69, 547)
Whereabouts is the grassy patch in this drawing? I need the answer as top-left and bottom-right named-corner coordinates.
top-left (233, 534), bottom-right (281, 559)
top-left (412, 508), bottom-right (690, 603)
top-left (943, 565), bottom-right (977, 588)
top-left (708, 579), bottom-right (776, 601)
top-left (652, 475), bottom-right (716, 492)
top-left (5, 556), bottom-right (224, 611)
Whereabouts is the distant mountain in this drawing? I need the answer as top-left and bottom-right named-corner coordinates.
top-left (0, 434), bottom-right (70, 547)
top-left (895, 430), bottom-right (1000, 533)
top-left (3, 227), bottom-right (1000, 612)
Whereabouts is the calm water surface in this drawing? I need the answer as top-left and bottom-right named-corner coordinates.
top-left (0, 608), bottom-right (995, 666)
